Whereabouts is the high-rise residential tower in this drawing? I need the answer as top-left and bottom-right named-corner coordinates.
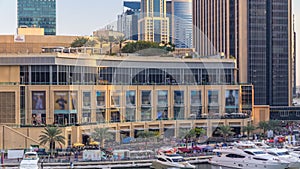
top-left (172, 0), bottom-right (193, 48)
top-left (17, 0), bottom-right (56, 35)
top-left (193, 0), bottom-right (293, 106)
top-left (138, 0), bottom-right (169, 42)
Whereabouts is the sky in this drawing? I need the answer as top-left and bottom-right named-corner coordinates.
top-left (0, 0), bottom-right (299, 85)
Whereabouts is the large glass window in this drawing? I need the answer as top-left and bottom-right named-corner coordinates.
top-left (96, 109), bottom-right (106, 123)
top-left (96, 91), bottom-right (106, 107)
top-left (126, 91), bottom-right (136, 122)
top-left (32, 91), bottom-right (46, 125)
top-left (157, 90), bottom-right (168, 120)
top-left (111, 90), bottom-right (121, 107)
top-left (225, 90), bottom-right (239, 114)
top-left (190, 90), bottom-right (202, 119)
top-left (126, 91), bottom-right (136, 106)
top-left (111, 110), bottom-right (120, 123)
top-left (141, 91), bottom-right (152, 121)
top-left (125, 108), bottom-right (136, 122)
top-left (82, 92), bottom-right (91, 123)
top-left (141, 91), bottom-right (152, 106)
top-left (208, 90), bottom-right (219, 115)
top-left (174, 91), bottom-right (184, 120)
top-left (54, 91), bottom-right (77, 125)
top-left (31, 66), bottom-right (50, 85)
top-left (157, 90), bottom-right (168, 106)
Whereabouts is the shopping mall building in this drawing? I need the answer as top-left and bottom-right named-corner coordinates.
top-left (0, 52), bottom-right (256, 149)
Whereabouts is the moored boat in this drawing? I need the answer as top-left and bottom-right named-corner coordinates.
top-left (19, 151), bottom-right (39, 169)
top-left (209, 148), bottom-right (289, 169)
top-left (152, 153), bottom-right (196, 169)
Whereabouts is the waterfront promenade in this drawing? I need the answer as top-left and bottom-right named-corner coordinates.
top-left (1, 156), bottom-right (210, 168)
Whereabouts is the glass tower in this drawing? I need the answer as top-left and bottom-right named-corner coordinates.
top-left (172, 0), bottom-right (193, 48)
top-left (17, 0), bottom-right (56, 35)
top-left (248, 0), bottom-right (292, 106)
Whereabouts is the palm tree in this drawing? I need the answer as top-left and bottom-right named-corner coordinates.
top-left (108, 36), bottom-right (115, 55)
top-left (91, 127), bottom-right (113, 148)
top-left (115, 35), bottom-right (126, 55)
top-left (216, 125), bottom-right (235, 142)
top-left (268, 120), bottom-right (281, 131)
top-left (258, 121), bottom-right (269, 138)
top-left (137, 131), bottom-right (158, 149)
top-left (242, 124), bottom-right (256, 140)
top-left (97, 35), bottom-right (107, 51)
top-left (39, 127), bottom-right (65, 156)
top-left (71, 37), bottom-right (89, 47)
top-left (179, 129), bottom-right (197, 148)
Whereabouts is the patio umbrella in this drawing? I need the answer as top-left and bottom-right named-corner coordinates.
top-left (73, 143), bottom-right (84, 147)
top-left (89, 141), bottom-right (100, 146)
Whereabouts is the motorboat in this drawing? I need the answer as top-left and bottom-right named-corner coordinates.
top-left (209, 148), bottom-right (289, 169)
top-left (19, 151), bottom-right (39, 169)
top-left (266, 148), bottom-right (300, 169)
top-left (151, 153), bottom-right (195, 169)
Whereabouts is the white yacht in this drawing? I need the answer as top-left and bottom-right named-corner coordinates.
top-left (151, 153), bottom-right (196, 169)
top-left (209, 148), bottom-right (289, 169)
top-left (266, 148), bottom-right (300, 169)
top-left (19, 151), bottom-right (39, 169)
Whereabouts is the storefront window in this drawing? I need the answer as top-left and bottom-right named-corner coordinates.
top-left (225, 90), bottom-right (239, 114)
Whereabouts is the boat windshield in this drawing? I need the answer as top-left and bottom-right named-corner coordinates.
top-left (277, 152), bottom-right (289, 156)
top-left (172, 158), bottom-right (185, 162)
top-left (24, 154), bottom-right (38, 160)
top-left (253, 151), bottom-right (266, 155)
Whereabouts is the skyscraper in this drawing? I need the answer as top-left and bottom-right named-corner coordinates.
top-left (172, 0), bottom-right (193, 48)
top-left (17, 0), bottom-right (56, 35)
top-left (117, 1), bottom-right (140, 40)
top-left (139, 0), bottom-right (169, 42)
top-left (193, 0), bottom-right (293, 106)
top-left (192, 0), bottom-right (230, 57)
top-left (247, 0), bottom-right (292, 106)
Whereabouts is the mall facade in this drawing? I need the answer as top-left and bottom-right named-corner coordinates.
top-left (0, 53), bottom-right (254, 148)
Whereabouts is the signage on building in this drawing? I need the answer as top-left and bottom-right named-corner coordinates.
top-left (14, 35), bottom-right (25, 42)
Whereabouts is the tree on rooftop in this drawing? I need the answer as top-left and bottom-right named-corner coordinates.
top-left (71, 37), bottom-right (89, 48)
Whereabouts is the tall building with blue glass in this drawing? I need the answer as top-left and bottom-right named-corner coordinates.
top-left (17, 0), bottom-right (56, 35)
top-left (172, 0), bottom-right (193, 48)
